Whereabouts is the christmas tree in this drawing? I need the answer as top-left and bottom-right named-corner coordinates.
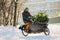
top-left (31, 11), bottom-right (49, 25)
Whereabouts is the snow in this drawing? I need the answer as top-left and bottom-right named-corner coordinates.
top-left (0, 24), bottom-right (60, 40)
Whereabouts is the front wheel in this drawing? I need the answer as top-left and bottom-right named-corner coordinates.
top-left (22, 30), bottom-right (28, 37)
top-left (44, 28), bottom-right (50, 35)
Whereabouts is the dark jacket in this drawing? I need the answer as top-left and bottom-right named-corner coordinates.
top-left (22, 11), bottom-right (31, 23)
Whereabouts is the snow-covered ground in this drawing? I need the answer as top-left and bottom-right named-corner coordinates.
top-left (0, 23), bottom-right (60, 40)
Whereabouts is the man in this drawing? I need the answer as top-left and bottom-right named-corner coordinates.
top-left (22, 8), bottom-right (31, 23)
top-left (22, 8), bottom-right (31, 32)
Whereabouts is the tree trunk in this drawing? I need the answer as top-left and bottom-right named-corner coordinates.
top-left (13, 0), bottom-right (18, 26)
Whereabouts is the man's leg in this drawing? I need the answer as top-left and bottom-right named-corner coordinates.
top-left (26, 22), bottom-right (30, 32)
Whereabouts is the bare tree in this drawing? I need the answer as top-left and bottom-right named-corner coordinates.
top-left (0, 0), bottom-right (27, 26)
top-left (13, 0), bottom-right (18, 26)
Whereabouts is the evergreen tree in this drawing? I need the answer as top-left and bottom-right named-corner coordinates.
top-left (31, 11), bottom-right (49, 25)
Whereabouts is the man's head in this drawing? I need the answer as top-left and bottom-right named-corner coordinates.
top-left (24, 7), bottom-right (29, 12)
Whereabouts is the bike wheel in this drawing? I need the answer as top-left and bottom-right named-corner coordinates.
top-left (22, 30), bottom-right (28, 37)
top-left (44, 28), bottom-right (50, 35)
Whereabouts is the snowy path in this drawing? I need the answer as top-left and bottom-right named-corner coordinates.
top-left (0, 24), bottom-right (60, 40)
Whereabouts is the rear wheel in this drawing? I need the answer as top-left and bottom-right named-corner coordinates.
top-left (44, 28), bottom-right (50, 35)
